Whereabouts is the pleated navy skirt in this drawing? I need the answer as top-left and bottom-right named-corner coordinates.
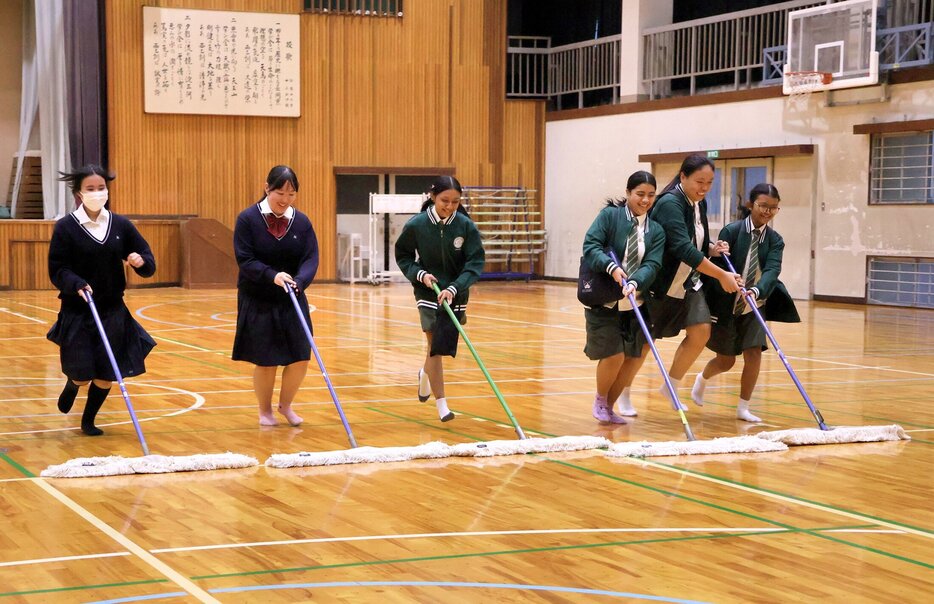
top-left (231, 290), bottom-right (313, 367)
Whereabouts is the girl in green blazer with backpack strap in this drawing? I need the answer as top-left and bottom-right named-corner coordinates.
top-left (582, 171), bottom-right (665, 423)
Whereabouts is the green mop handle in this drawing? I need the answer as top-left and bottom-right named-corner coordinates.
top-left (431, 282), bottom-right (526, 440)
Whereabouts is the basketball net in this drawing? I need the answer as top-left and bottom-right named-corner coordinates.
top-left (785, 71), bottom-right (832, 110)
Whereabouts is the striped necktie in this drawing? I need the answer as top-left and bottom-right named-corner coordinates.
top-left (735, 228), bottom-right (762, 314)
top-left (624, 220), bottom-right (640, 277)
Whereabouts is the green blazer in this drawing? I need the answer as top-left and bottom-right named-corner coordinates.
top-left (647, 186), bottom-right (710, 299)
top-left (705, 217), bottom-right (800, 327)
top-left (582, 203), bottom-right (665, 294)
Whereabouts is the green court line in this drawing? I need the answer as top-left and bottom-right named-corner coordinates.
top-left (457, 408), bottom-right (930, 535)
top-left (548, 459), bottom-right (933, 570)
top-left (190, 529), bottom-right (795, 581)
top-left (370, 407), bottom-right (933, 570)
top-left (0, 578), bottom-right (167, 598)
top-left (643, 459), bottom-right (934, 537)
top-left (0, 451), bottom-right (34, 477)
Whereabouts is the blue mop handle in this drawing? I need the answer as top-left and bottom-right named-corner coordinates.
top-left (721, 253), bottom-right (828, 430)
top-left (285, 283), bottom-right (358, 448)
top-left (84, 291), bottom-right (150, 455)
top-left (608, 251), bottom-right (694, 441)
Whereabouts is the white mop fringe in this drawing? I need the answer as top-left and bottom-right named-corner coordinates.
top-left (756, 424), bottom-right (910, 445)
top-left (40, 452), bottom-right (258, 478)
top-left (266, 435), bottom-right (611, 468)
top-left (606, 436), bottom-right (788, 458)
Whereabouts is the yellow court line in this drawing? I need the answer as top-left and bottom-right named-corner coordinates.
top-left (622, 458), bottom-right (934, 541)
top-left (30, 478), bottom-right (220, 603)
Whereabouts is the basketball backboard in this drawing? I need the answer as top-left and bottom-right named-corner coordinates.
top-left (783, 0), bottom-right (880, 94)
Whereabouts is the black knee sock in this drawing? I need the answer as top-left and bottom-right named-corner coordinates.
top-left (57, 380), bottom-right (80, 414)
top-left (81, 384), bottom-right (111, 436)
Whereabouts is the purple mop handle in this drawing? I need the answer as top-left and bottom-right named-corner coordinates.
top-left (285, 283), bottom-right (358, 448)
top-left (608, 252), bottom-right (694, 441)
top-left (84, 291), bottom-right (150, 455)
top-left (721, 253), bottom-right (828, 430)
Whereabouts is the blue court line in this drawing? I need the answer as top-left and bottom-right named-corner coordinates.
top-left (85, 581), bottom-right (710, 603)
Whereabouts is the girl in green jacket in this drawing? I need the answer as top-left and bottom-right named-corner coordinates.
top-left (582, 171), bottom-right (665, 423)
top-left (395, 176), bottom-right (485, 422)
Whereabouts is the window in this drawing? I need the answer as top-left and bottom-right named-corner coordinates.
top-left (869, 131), bottom-right (934, 204)
top-left (867, 256), bottom-right (934, 309)
top-left (303, 0), bottom-right (403, 17)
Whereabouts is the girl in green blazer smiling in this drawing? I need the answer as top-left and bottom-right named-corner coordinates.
top-left (647, 154), bottom-right (743, 410)
top-left (395, 176), bottom-right (485, 422)
top-left (582, 171), bottom-right (665, 423)
top-left (692, 184), bottom-right (800, 421)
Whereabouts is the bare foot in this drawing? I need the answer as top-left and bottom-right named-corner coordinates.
top-left (277, 404), bottom-right (303, 426)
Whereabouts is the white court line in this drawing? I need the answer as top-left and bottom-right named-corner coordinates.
top-left (149, 526), bottom-right (906, 555)
top-left (622, 458), bottom-right (934, 541)
top-left (30, 478), bottom-right (219, 603)
top-left (0, 307), bottom-right (46, 324)
top-left (0, 477), bottom-right (31, 483)
top-left (786, 355), bottom-right (934, 378)
top-left (905, 429), bottom-right (934, 433)
top-left (0, 383), bottom-right (204, 436)
top-left (0, 551), bottom-right (130, 568)
top-left (5, 301), bottom-right (59, 314)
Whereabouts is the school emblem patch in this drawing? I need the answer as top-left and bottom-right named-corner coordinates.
top-left (453, 236), bottom-right (464, 250)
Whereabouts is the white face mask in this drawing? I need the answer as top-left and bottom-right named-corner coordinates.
top-left (80, 190), bottom-right (108, 212)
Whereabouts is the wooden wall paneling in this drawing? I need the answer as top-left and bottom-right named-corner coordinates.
top-left (0, 222), bottom-right (54, 289)
top-left (106, 1), bottom-right (542, 281)
top-left (127, 221), bottom-right (182, 287)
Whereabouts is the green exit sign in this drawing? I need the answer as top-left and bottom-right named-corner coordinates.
top-left (706, 150), bottom-right (719, 159)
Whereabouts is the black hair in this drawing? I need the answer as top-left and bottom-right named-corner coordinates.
top-left (659, 153), bottom-right (715, 197)
top-left (58, 164), bottom-right (114, 194)
top-left (265, 165), bottom-right (300, 195)
top-left (420, 175), bottom-right (469, 217)
top-left (749, 183), bottom-right (780, 202)
top-left (605, 170), bottom-right (657, 207)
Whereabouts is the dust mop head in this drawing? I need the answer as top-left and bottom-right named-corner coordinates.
top-left (606, 436), bottom-right (788, 458)
top-left (265, 441), bottom-right (453, 468)
top-left (449, 435), bottom-right (611, 457)
top-left (756, 424), bottom-right (910, 446)
top-left (40, 452), bottom-right (258, 478)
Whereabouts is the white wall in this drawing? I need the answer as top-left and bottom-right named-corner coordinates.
top-left (544, 80), bottom-right (934, 299)
top-left (619, 0), bottom-right (672, 101)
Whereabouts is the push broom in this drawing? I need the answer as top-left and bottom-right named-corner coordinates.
top-left (719, 253), bottom-right (908, 446)
top-left (42, 291), bottom-right (257, 478)
top-left (266, 282), bottom-right (609, 468)
top-left (603, 251), bottom-right (787, 457)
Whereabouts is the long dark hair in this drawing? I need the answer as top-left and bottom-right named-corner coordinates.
top-left (260, 165), bottom-right (299, 202)
top-left (420, 175), bottom-right (469, 217)
top-left (605, 170), bottom-right (657, 207)
top-left (659, 154), bottom-right (715, 197)
top-left (58, 164), bottom-right (114, 194)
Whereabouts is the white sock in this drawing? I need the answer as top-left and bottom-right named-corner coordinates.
top-left (736, 398), bottom-right (761, 422)
top-left (659, 377), bottom-right (687, 410)
top-left (617, 387), bottom-right (637, 416)
top-left (418, 368), bottom-right (431, 399)
top-left (436, 397), bottom-right (454, 421)
top-left (691, 373), bottom-right (707, 406)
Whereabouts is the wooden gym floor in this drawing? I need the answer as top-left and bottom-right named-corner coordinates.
top-left (0, 282), bottom-right (931, 603)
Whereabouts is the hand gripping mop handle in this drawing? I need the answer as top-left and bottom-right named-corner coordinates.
top-left (431, 282), bottom-right (526, 440)
top-left (84, 291), bottom-right (150, 455)
top-left (608, 252), bottom-right (695, 441)
top-left (285, 283), bottom-right (358, 448)
top-left (721, 254), bottom-right (828, 430)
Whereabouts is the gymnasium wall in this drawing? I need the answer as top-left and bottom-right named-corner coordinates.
top-left (0, 0), bottom-right (24, 200)
top-left (544, 80), bottom-right (934, 299)
top-left (106, 0), bottom-right (545, 281)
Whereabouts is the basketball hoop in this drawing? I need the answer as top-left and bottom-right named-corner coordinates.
top-left (785, 71), bottom-right (833, 109)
